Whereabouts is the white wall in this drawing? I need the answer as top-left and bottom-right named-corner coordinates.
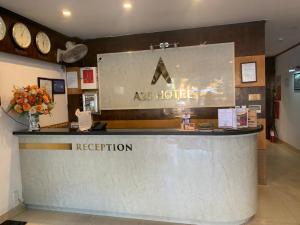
top-left (275, 45), bottom-right (300, 150)
top-left (0, 52), bottom-right (68, 215)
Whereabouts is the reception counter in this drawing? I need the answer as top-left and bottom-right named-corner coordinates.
top-left (14, 126), bottom-right (262, 225)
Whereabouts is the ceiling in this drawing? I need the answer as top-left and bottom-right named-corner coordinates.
top-left (1, 0), bottom-right (300, 56)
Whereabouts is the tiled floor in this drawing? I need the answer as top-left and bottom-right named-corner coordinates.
top-left (247, 141), bottom-right (300, 225)
top-left (9, 141), bottom-right (300, 225)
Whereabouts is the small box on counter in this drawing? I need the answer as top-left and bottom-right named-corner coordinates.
top-left (248, 109), bottom-right (258, 128)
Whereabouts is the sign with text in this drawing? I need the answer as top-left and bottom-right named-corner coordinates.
top-left (98, 43), bottom-right (235, 110)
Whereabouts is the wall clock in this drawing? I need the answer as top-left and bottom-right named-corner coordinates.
top-left (12, 22), bottom-right (32, 49)
top-left (0, 16), bottom-right (6, 41)
top-left (36, 31), bottom-right (51, 54)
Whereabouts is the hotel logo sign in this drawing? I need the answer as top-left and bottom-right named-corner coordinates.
top-left (134, 57), bottom-right (199, 101)
top-left (151, 57), bottom-right (172, 85)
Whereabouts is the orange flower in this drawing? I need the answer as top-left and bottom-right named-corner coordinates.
top-left (37, 88), bottom-right (44, 94)
top-left (14, 104), bottom-right (23, 114)
top-left (14, 93), bottom-right (21, 99)
top-left (17, 98), bottom-right (24, 105)
top-left (10, 99), bottom-right (16, 105)
top-left (22, 103), bottom-right (31, 112)
top-left (28, 96), bottom-right (36, 105)
top-left (42, 95), bottom-right (50, 104)
top-left (10, 85), bottom-right (54, 115)
top-left (36, 104), bottom-right (44, 113)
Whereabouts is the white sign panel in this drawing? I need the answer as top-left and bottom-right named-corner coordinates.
top-left (98, 43), bottom-right (235, 110)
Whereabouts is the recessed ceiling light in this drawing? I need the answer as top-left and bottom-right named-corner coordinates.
top-left (289, 69), bottom-right (296, 73)
top-left (62, 10), bottom-right (71, 17)
top-left (123, 3), bottom-right (132, 9)
top-left (278, 37), bottom-right (284, 41)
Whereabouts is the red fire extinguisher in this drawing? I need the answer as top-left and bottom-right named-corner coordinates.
top-left (270, 129), bottom-right (276, 143)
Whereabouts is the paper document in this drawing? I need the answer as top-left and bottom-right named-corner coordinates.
top-left (67, 71), bottom-right (79, 89)
top-left (218, 108), bottom-right (237, 128)
top-left (75, 109), bottom-right (92, 131)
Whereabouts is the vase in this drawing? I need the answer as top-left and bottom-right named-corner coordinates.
top-left (28, 113), bottom-right (40, 131)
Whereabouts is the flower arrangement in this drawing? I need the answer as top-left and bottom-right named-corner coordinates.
top-left (8, 85), bottom-right (54, 116)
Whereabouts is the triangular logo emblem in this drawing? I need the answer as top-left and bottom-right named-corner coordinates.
top-left (151, 57), bottom-right (172, 85)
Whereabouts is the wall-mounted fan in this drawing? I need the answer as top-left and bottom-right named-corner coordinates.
top-left (57, 41), bottom-right (88, 63)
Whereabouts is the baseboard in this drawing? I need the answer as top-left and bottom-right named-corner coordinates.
top-left (0, 204), bottom-right (26, 224)
top-left (26, 204), bottom-right (251, 225)
top-left (277, 139), bottom-right (300, 154)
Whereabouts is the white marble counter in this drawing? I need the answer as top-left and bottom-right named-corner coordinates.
top-left (16, 133), bottom-right (258, 225)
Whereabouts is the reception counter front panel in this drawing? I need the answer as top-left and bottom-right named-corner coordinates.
top-left (14, 128), bottom-right (262, 225)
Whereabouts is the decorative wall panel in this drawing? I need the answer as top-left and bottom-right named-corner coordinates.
top-left (98, 43), bottom-right (235, 110)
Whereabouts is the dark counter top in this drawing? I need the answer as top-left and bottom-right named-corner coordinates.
top-left (13, 125), bottom-right (263, 136)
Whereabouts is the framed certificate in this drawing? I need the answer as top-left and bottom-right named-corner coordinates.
top-left (241, 62), bottom-right (257, 83)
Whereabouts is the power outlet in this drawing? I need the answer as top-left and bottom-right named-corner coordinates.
top-left (12, 190), bottom-right (19, 205)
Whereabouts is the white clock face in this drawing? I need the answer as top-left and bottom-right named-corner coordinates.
top-left (12, 22), bottom-right (32, 49)
top-left (0, 16), bottom-right (6, 41)
top-left (36, 31), bottom-right (51, 54)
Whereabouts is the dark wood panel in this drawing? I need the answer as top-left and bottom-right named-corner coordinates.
top-left (83, 21), bottom-right (265, 66)
top-left (93, 107), bottom-right (224, 120)
top-left (69, 21), bottom-right (266, 122)
top-left (0, 7), bottom-right (82, 65)
top-left (68, 94), bottom-right (83, 122)
top-left (235, 87), bottom-right (266, 118)
top-left (265, 57), bottom-right (276, 139)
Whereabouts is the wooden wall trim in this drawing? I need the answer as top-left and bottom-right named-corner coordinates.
top-left (235, 55), bottom-right (266, 87)
top-left (0, 204), bottom-right (25, 224)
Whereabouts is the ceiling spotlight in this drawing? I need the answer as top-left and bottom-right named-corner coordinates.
top-left (123, 3), bottom-right (132, 9)
top-left (289, 69), bottom-right (296, 73)
top-left (289, 66), bottom-right (300, 73)
top-left (62, 10), bottom-right (72, 17)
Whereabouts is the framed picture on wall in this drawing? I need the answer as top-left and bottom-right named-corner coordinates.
top-left (241, 62), bottom-right (257, 83)
top-left (80, 67), bottom-right (98, 89)
top-left (52, 79), bottom-right (66, 94)
top-left (37, 77), bottom-right (53, 98)
top-left (294, 73), bottom-right (300, 91)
